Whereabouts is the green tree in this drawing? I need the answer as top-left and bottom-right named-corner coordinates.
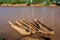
top-left (0, 0), bottom-right (3, 4)
top-left (2, 0), bottom-right (7, 4)
top-left (25, 0), bottom-right (31, 6)
top-left (43, 0), bottom-right (51, 6)
top-left (6, 0), bottom-right (12, 4)
top-left (11, 0), bottom-right (19, 4)
top-left (32, 0), bottom-right (44, 4)
top-left (11, 0), bottom-right (25, 4)
top-left (19, 0), bottom-right (25, 4)
top-left (55, 0), bottom-right (60, 5)
top-left (0, 37), bottom-right (4, 40)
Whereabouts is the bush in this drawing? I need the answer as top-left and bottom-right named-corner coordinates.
top-left (42, 0), bottom-right (51, 6)
top-left (0, 37), bottom-right (4, 40)
top-left (19, 0), bottom-right (26, 4)
top-left (0, 0), bottom-right (59, 6)
top-left (0, 0), bottom-right (3, 4)
top-left (0, 0), bottom-right (12, 4)
top-left (50, 0), bottom-right (60, 6)
top-left (11, 0), bottom-right (19, 4)
top-left (55, 0), bottom-right (60, 5)
top-left (25, 0), bottom-right (31, 6)
top-left (11, 0), bottom-right (25, 4)
top-left (0, 0), bottom-right (25, 4)
top-left (32, 0), bottom-right (44, 4)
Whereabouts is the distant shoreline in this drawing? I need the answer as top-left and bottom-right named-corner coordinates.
top-left (0, 4), bottom-right (56, 7)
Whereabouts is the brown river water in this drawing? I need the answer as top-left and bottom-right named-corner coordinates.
top-left (0, 6), bottom-right (60, 40)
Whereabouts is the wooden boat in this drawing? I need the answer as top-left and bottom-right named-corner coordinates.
top-left (8, 19), bottom-right (54, 35)
top-left (34, 19), bottom-right (54, 35)
top-left (20, 19), bottom-right (37, 34)
top-left (8, 21), bottom-right (31, 35)
top-left (21, 19), bottom-right (48, 34)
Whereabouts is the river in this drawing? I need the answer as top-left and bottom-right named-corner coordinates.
top-left (0, 6), bottom-right (60, 40)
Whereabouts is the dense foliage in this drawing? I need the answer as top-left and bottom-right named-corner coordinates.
top-left (32, 0), bottom-right (43, 4)
top-left (0, 37), bottom-right (4, 40)
top-left (0, 0), bottom-right (60, 6)
top-left (0, 0), bottom-right (25, 4)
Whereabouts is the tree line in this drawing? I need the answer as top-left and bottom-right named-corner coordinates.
top-left (0, 0), bottom-right (60, 6)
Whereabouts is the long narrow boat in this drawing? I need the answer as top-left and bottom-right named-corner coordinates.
top-left (21, 19), bottom-right (48, 34)
top-left (8, 19), bottom-right (54, 35)
top-left (16, 21), bottom-right (29, 30)
top-left (8, 21), bottom-right (31, 35)
top-left (34, 19), bottom-right (54, 35)
top-left (20, 19), bottom-right (37, 34)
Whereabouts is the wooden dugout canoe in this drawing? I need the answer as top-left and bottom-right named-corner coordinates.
top-left (8, 19), bottom-right (54, 35)
top-left (8, 21), bottom-right (31, 35)
top-left (19, 19), bottom-right (37, 34)
top-left (34, 19), bottom-right (54, 35)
